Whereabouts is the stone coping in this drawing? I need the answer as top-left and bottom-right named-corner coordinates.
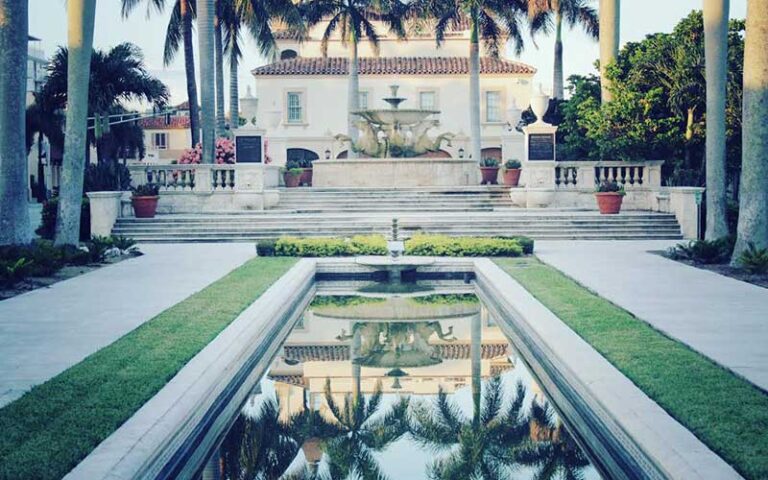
top-left (314, 158), bottom-right (478, 165)
top-left (65, 257), bottom-right (740, 480)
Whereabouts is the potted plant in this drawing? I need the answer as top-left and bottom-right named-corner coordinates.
top-left (131, 183), bottom-right (161, 218)
top-left (283, 161), bottom-right (303, 188)
top-left (299, 158), bottom-right (314, 186)
top-left (479, 158), bottom-right (500, 185)
top-left (502, 159), bottom-right (522, 187)
top-left (594, 180), bottom-right (626, 214)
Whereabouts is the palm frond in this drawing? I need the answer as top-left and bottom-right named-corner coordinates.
top-left (163, 0), bottom-right (183, 66)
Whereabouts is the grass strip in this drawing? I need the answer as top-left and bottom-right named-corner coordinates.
top-left (0, 257), bottom-right (297, 480)
top-left (495, 257), bottom-right (768, 480)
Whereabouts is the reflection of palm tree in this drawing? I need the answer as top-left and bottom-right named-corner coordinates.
top-left (516, 401), bottom-right (590, 480)
top-left (219, 398), bottom-right (299, 480)
top-left (321, 378), bottom-right (410, 479)
top-left (408, 377), bottom-right (529, 479)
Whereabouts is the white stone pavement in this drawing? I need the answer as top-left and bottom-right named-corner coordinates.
top-left (536, 240), bottom-right (768, 392)
top-left (0, 243), bottom-right (256, 408)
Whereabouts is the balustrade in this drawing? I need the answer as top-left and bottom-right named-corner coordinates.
top-left (554, 161), bottom-right (662, 190)
top-left (129, 164), bottom-right (237, 192)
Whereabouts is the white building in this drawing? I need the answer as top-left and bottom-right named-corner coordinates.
top-left (250, 20), bottom-right (535, 165)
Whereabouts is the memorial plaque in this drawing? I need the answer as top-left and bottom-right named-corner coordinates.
top-left (528, 133), bottom-right (555, 161)
top-left (235, 135), bottom-right (262, 163)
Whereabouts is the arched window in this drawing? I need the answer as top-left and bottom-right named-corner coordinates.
top-left (336, 150), bottom-right (348, 159)
top-left (280, 49), bottom-right (298, 60)
top-left (287, 148), bottom-right (319, 167)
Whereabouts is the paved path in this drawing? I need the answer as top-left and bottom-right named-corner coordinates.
top-left (536, 240), bottom-right (768, 392)
top-left (0, 243), bottom-right (255, 408)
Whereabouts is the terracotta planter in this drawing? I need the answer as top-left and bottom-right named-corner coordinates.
top-left (479, 167), bottom-right (499, 185)
top-left (595, 192), bottom-right (624, 214)
top-left (284, 172), bottom-right (302, 188)
top-left (132, 195), bottom-right (159, 218)
top-left (300, 168), bottom-right (313, 186)
top-left (502, 168), bottom-right (521, 187)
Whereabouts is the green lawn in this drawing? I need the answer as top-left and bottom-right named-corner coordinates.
top-left (0, 257), bottom-right (297, 480)
top-left (495, 257), bottom-right (768, 480)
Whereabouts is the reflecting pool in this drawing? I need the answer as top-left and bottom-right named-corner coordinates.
top-left (195, 293), bottom-right (601, 480)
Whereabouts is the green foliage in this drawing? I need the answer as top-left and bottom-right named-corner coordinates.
top-left (0, 258), bottom-right (296, 480)
top-left (496, 257), bottom-right (768, 480)
top-left (256, 238), bottom-right (278, 257)
top-left (595, 180), bottom-right (626, 195)
top-left (493, 236), bottom-right (535, 255)
top-left (404, 234), bottom-right (523, 257)
top-left (83, 161), bottom-right (132, 192)
top-left (274, 236), bottom-right (350, 257)
top-left (667, 238), bottom-right (733, 264)
top-left (349, 234), bottom-right (388, 255)
top-left (408, 293), bottom-right (479, 305)
top-left (86, 236), bottom-right (114, 263)
top-left (0, 258), bottom-right (34, 288)
top-left (132, 183), bottom-right (160, 197)
top-left (110, 235), bottom-right (138, 253)
top-left (479, 158), bottom-right (499, 167)
top-left (36, 197), bottom-right (91, 242)
top-left (738, 243), bottom-right (768, 275)
top-left (503, 159), bottom-right (521, 169)
top-left (309, 295), bottom-right (386, 308)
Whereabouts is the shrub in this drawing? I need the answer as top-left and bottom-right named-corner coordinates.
top-left (83, 161), bottom-right (132, 192)
top-left (86, 236), bottom-right (114, 262)
top-left (404, 234), bottom-right (523, 257)
top-left (493, 236), bottom-right (534, 255)
top-left (178, 138), bottom-right (235, 164)
top-left (36, 197), bottom-right (91, 242)
top-left (275, 236), bottom-right (350, 257)
top-left (256, 238), bottom-right (277, 257)
top-left (111, 235), bottom-right (138, 254)
top-left (595, 180), bottom-right (626, 195)
top-left (480, 158), bottom-right (499, 167)
top-left (132, 183), bottom-right (160, 197)
top-left (0, 258), bottom-right (34, 288)
top-left (738, 243), bottom-right (768, 275)
top-left (504, 159), bottom-right (521, 170)
top-left (349, 235), bottom-right (388, 255)
top-left (667, 238), bottom-right (733, 264)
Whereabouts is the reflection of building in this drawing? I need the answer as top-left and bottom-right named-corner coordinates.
top-left (250, 20), bottom-right (535, 166)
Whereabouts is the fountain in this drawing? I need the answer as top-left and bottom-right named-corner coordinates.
top-left (312, 86), bottom-right (480, 187)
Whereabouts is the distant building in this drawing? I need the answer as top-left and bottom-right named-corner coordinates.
top-left (138, 101), bottom-right (194, 163)
top-left (26, 36), bottom-right (53, 202)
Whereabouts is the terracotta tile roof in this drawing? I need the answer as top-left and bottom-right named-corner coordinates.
top-left (138, 116), bottom-right (190, 130)
top-left (282, 342), bottom-right (509, 363)
top-left (252, 56), bottom-right (536, 76)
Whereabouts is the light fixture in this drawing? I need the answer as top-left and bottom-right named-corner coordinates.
top-left (458, 147), bottom-right (465, 159)
top-left (324, 149), bottom-right (331, 160)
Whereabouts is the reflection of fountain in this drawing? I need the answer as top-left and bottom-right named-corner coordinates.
top-left (334, 85), bottom-right (455, 158)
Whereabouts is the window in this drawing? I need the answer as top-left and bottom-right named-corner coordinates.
top-left (359, 91), bottom-right (369, 110)
top-left (152, 132), bottom-right (168, 150)
top-left (280, 49), bottom-right (298, 60)
top-left (286, 92), bottom-right (303, 123)
top-left (419, 91), bottom-right (437, 110)
top-left (485, 91), bottom-right (502, 122)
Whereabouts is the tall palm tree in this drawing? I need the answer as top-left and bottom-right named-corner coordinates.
top-left (425, 0), bottom-right (528, 163)
top-left (198, 0), bottom-right (216, 163)
top-left (121, 0), bottom-right (201, 147)
top-left (732, 0), bottom-right (768, 262)
top-left (0, 0), bottom-right (32, 245)
top-left (598, 0), bottom-right (619, 103)
top-left (300, 0), bottom-right (408, 158)
top-left (55, 0), bottom-right (97, 246)
top-left (215, 8), bottom-right (227, 137)
top-left (704, 0), bottom-right (730, 240)
top-left (516, 400), bottom-right (591, 480)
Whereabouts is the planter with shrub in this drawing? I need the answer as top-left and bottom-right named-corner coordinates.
top-left (299, 158), bottom-right (314, 187)
top-left (131, 184), bottom-right (161, 218)
top-left (502, 159), bottom-right (522, 187)
top-left (594, 180), bottom-right (625, 214)
top-left (479, 158), bottom-right (500, 185)
top-left (283, 165), bottom-right (304, 188)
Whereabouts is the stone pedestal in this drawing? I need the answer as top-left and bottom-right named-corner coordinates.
top-left (232, 127), bottom-right (266, 164)
top-left (87, 191), bottom-right (124, 237)
top-left (521, 123), bottom-right (558, 207)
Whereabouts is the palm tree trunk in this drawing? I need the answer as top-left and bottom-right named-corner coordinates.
top-left (214, 17), bottom-right (226, 137)
top-left (229, 43), bottom-right (239, 130)
top-left (732, 0), bottom-right (768, 263)
top-left (704, 0), bottom-right (730, 240)
top-left (348, 39), bottom-right (360, 158)
top-left (55, 0), bottom-right (96, 246)
top-left (469, 11), bottom-right (482, 164)
top-left (598, 0), bottom-right (620, 103)
top-left (470, 312), bottom-right (481, 428)
top-left (0, 0), bottom-right (32, 245)
top-left (181, 0), bottom-right (201, 147)
top-left (198, 0), bottom-right (216, 163)
top-left (351, 324), bottom-right (362, 401)
top-left (553, 3), bottom-right (564, 99)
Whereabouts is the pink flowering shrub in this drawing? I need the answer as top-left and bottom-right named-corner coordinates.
top-left (178, 138), bottom-right (236, 164)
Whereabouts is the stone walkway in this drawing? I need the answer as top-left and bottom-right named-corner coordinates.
top-left (536, 240), bottom-right (768, 392)
top-left (0, 243), bottom-right (255, 408)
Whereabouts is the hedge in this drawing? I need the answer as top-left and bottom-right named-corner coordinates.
top-left (405, 234), bottom-right (523, 257)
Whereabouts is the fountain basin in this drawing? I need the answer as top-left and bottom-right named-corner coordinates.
top-left (313, 157), bottom-right (480, 188)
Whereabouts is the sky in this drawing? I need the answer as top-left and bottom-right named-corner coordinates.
top-left (29, 0), bottom-right (748, 108)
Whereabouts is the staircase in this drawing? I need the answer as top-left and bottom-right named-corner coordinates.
top-left (113, 188), bottom-right (683, 242)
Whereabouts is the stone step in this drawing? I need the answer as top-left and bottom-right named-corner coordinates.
top-left (120, 233), bottom-right (684, 242)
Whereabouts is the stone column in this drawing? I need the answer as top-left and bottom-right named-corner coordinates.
top-left (86, 191), bottom-right (123, 237)
top-left (520, 88), bottom-right (558, 208)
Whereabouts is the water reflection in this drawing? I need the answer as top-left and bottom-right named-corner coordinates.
top-left (199, 294), bottom-right (599, 480)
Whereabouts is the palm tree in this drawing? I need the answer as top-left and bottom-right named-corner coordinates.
top-left (121, 0), bottom-right (201, 147)
top-left (300, 0), bottom-right (408, 158)
top-left (598, 0), bottom-right (619, 103)
top-left (732, 0), bottom-right (768, 262)
top-left (703, 0), bottom-right (730, 240)
top-left (516, 400), bottom-right (591, 480)
top-left (54, 0), bottom-right (97, 246)
top-left (0, 0), bottom-right (32, 245)
top-left (215, 3), bottom-right (227, 137)
top-left (425, 0), bottom-right (528, 163)
top-left (198, 0), bottom-right (216, 163)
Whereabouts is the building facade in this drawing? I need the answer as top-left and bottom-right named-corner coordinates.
top-left (250, 20), bottom-right (535, 165)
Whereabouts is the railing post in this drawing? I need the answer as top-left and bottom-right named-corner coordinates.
top-left (194, 166), bottom-right (213, 193)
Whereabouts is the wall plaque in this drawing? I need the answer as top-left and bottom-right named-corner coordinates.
top-left (235, 135), bottom-right (262, 163)
top-left (528, 133), bottom-right (555, 161)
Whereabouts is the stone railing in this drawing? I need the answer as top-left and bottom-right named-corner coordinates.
top-left (131, 164), bottom-right (240, 192)
top-left (554, 160), bottom-right (663, 190)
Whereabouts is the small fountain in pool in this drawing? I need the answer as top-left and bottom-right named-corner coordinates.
top-left (355, 218), bottom-right (434, 288)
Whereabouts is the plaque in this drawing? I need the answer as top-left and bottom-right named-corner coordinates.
top-left (528, 133), bottom-right (555, 161)
top-left (235, 135), bottom-right (262, 163)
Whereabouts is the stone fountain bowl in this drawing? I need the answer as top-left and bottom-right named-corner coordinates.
top-left (353, 109), bottom-right (439, 126)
